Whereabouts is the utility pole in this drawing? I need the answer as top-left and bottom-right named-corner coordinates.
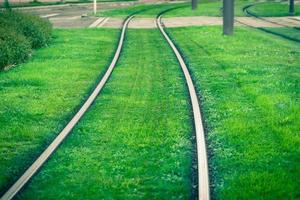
top-left (223, 0), bottom-right (234, 35)
top-left (93, 0), bottom-right (97, 15)
top-left (4, 0), bottom-right (10, 9)
top-left (192, 0), bottom-right (197, 10)
top-left (289, 0), bottom-right (294, 15)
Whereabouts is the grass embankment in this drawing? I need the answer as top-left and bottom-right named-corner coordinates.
top-left (248, 2), bottom-right (300, 17)
top-left (167, 26), bottom-right (300, 199)
top-left (16, 29), bottom-right (193, 199)
top-left (98, 0), bottom-right (254, 18)
top-left (0, 28), bottom-right (118, 195)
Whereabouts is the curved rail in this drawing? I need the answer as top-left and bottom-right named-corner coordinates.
top-left (243, 3), bottom-right (300, 31)
top-left (0, 15), bottom-right (134, 200)
top-left (156, 13), bottom-right (210, 200)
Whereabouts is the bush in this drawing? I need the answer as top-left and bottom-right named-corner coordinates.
top-left (0, 11), bottom-right (52, 48)
top-left (0, 11), bottom-right (52, 69)
top-left (0, 25), bottom-right (31, 70)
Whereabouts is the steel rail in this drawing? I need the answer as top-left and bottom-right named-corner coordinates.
top-left (0, 15), bottom-right (134, 200)
top-left (289, 17), bottom-right (300, 22)
top-left (156, 14), bottom-right (210, 200)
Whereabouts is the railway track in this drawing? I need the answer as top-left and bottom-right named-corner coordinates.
top-left (156, 9), bottom-right (210, 200)
top-left (1, 6), bottom-right (210, 200)
top-left (237, 3), bottom-right (300, 43)
top-left (0, 14), bottom-right (134, 200)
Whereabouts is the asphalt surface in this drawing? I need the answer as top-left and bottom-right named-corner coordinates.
top-left (13, 2), bottom-right (300, 28)
top-left (15, 2), bottom-right (137, 28)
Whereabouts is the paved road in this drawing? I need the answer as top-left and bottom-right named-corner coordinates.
top-left (15, 2), bottom-right (300, 28)
top-left (15, 2), bottom-right (138, 28)
top-left (101, 16), bottom-right (300, 29)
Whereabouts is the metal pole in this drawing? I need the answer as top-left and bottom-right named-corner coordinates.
top-left (192, 0), bottom-right (197, 10)
top-left (93, 0), bottom-right (97, 15)
top-left (4, 0), bottom-right (10, 9)
top-left (289, 0), bottom-right (294, 15)
top-left (223, 0), bottom-right (234, 35)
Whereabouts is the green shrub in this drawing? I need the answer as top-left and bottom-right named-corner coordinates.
top-left (0, 11), bottom-right (52, 69)
top-left (0, 11), bottom-right (52, 48)
top-left (0, 25), bottom-right (31, 70)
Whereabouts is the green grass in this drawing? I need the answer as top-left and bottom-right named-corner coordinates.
top-left (248, 2), bottom-right (300, 17)
top-left (167, 26), bottom-right (300, 199)
top-left (0, 28), bottom-right (118, 195)
top-left (261, 27), bottom-right (300, 42)
top-left (16, 29), bottom-right (193, 199)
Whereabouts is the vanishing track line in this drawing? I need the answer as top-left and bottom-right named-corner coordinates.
top-left (156, 10), bottom-right (210, 200)
top-left (0, 15), bottom-right (134, 200)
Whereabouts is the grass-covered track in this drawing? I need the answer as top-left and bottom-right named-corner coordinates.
top-left (16, 28), bottom-right (194, 199)
top-left (166, 26), bottom-right (300, 199)
top-left (0, 28), bottom-right (119, 196)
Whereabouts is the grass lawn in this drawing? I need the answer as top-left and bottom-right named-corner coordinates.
top-left (166, 26), bottom-right (300, 199)
top-left (16, 29), bottom-right (193, 199)
top-left (260, 27), bottom-right (300, 42)
top-left (0, 28), bottom-right (118, 195)
top-left (247, 2), bottom-right (300, 17)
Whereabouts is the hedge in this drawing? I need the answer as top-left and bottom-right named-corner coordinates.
top-left (0, 25), bottom-right (31, 70)
top-left (0, 11), bottom-right (52, 48)
top-left (0, 11), bottom-right (52, 69)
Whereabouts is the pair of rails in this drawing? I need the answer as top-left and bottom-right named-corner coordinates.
top-left (1, 7), bottom-right (210, 200)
